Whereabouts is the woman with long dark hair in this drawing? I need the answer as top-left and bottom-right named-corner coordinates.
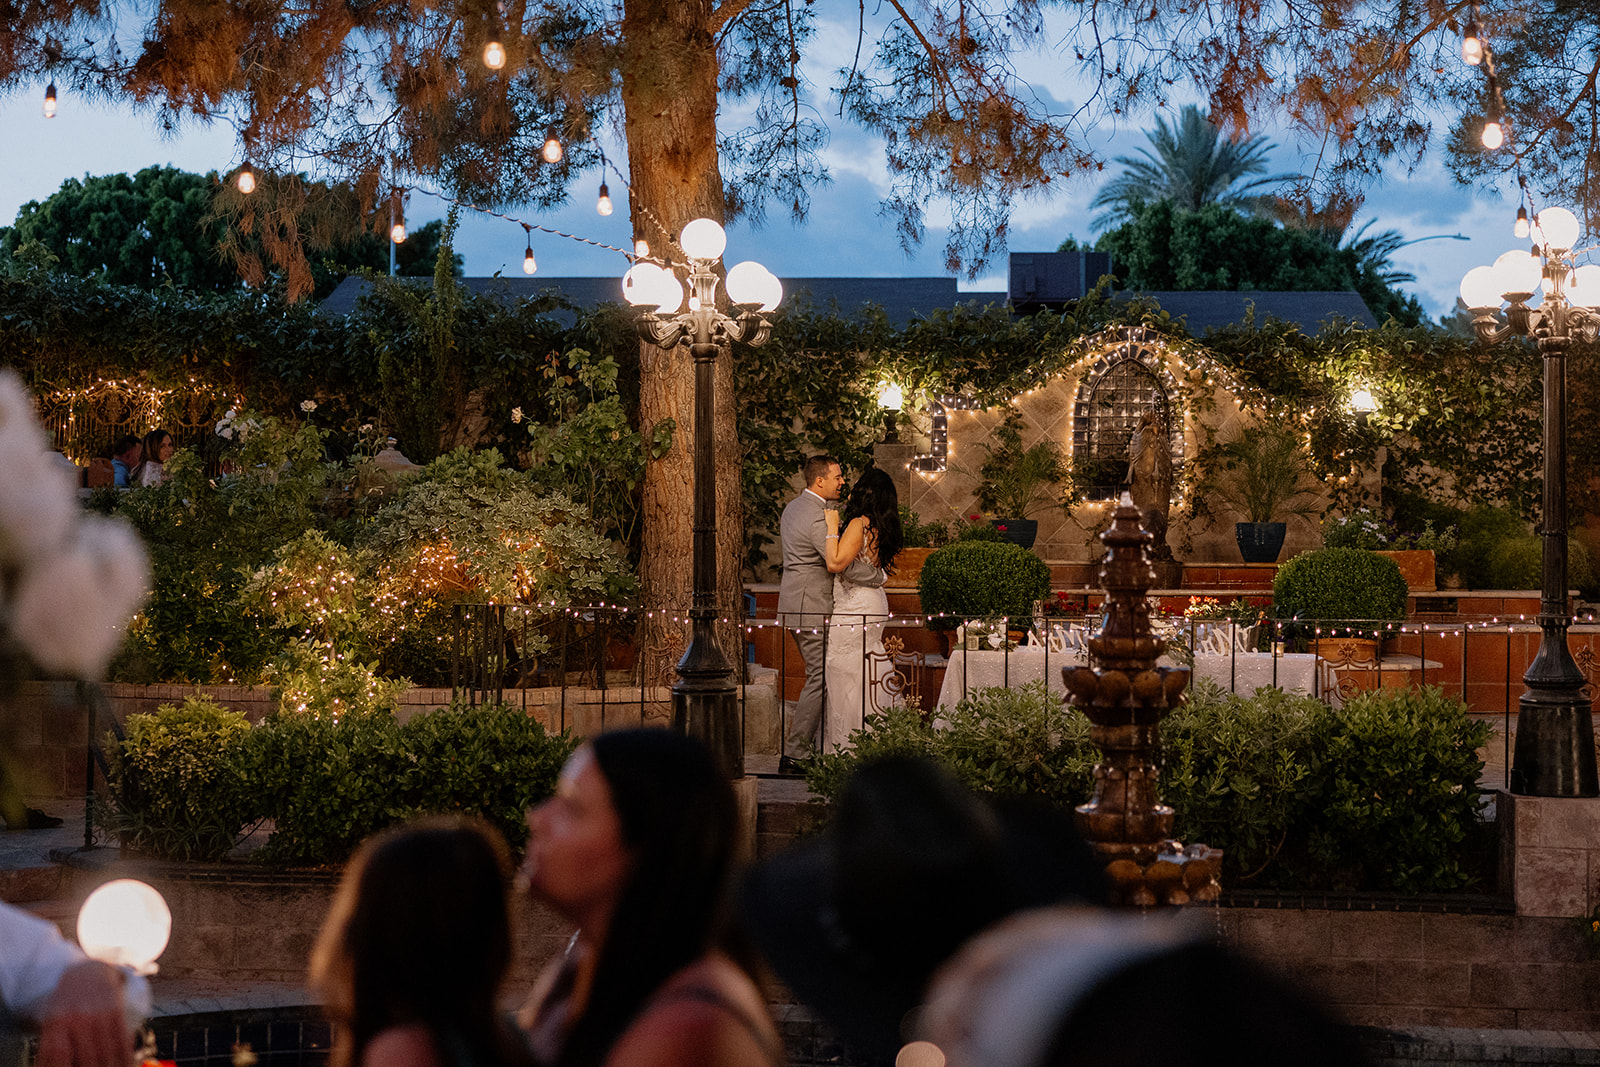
top-left (518, 729), bottom-right (781, 1067)
top-left (309, 817), bottom-right (531, 1067)
top-left (133, 428), bottom-right (174, 487)
top-left (821, 466), bottom-right (904, 749)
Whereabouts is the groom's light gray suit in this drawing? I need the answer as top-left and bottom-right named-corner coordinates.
top-left (777, 489), bottom-right (885, 759)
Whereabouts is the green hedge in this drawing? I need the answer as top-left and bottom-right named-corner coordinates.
top-left (916, 541), bottom-right (1053, 631)
top-left (808, 680), bottom-right (1492, 893)
top-left (1272, 547), bottom-right (1409, 625)
top-left (106, 699), bottom-right (578, 865)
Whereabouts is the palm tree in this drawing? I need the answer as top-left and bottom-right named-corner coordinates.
top-left (1090, 105), bottom-right (1298, 231)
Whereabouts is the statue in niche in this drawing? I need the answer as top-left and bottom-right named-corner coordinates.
top-left (1125, 410), bottom-right (1175, 562)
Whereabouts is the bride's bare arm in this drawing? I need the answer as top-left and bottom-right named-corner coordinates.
top-left (825, 515), bottom-right (868, 572)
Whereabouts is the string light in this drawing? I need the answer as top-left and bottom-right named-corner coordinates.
top-left (541, 135), bottom-right (563, 164)
top-left (236, 164), bottom-right (257, 195)
top-left (483, 39), bottom-right (506, 69)
top-left (1461, 20), bottom-right (1483, 65)
top-left (1481, 118), bottom-right (1504, 150)
top-left (43, 82), bottom-right (56, 118)
top-left (1514, 206), bottom-right (1530, 239)
top-left (522, 224), bottom-right (537, 274)
top-left (596, 182), bottom-right (613, 216)
top-left (390, 190), bottom-right (406, 244)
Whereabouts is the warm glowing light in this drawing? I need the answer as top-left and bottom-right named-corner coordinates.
top-left (236, 166), bottom-right (257, 195)
top-left (541, 136), bottom-right (563, 164)
top-left (523, 245), bottom-right (537, 274)
top-left (634, 239), bottom-right (650, 257)
top-left (724, 260), bottom-right (782, 310)
top-left (877, 381), bottom-right (904, 411)
top-left (1459, 264), bottom-right (1503, 309)
top-left (1481, 120), bottom-right (1504, 150)
top-left (1461, 21), bottom-right (1483, 65)
top-left (1514, 206), bottom-right (1531, 239)
top-left (390, 222), bottom-right (407, 244)
top-left (483, 40), bottom-right (506, 69)
top-left (78, 880), bottom-right (170, 975)
top-left (1492, 248), bottom-right (1543, 296)
top-left (596, 182), bottom-right (614, 215)
top-left (43, 82), bottom-right (56, 118)
top-left (1349, 387), bottom-right (1377, 414)
top-left (679, 217), bottom-right (727, 261)
top-left (1537, 207), bottom-right (1581, 251)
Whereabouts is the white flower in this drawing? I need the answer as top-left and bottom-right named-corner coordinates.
top-left (0, 370), bottom-right (77, 564)
top-left (359, 423), bottom-right (373, 433)
top-left (301, 399), bottom-right (318, 413)
top-left (13, 516), bottom-right (150, 680)
top-left (511, 407), bottom-right (523, 424)
top-left (216, 408), bottom-right (238, 439)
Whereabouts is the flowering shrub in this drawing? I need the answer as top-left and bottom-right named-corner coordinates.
top-left (1322, 507), bottom-right (1459, 553)
top-left (1182, 596), bottom-right (1266, 624)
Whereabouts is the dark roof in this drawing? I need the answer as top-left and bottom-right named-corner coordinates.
top-left (319, 274), bottom-right (1007, 327)
top-left (1116, 290), bottom-right (1377, 334)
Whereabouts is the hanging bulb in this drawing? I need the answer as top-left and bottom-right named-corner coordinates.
top-left (634, 239), bottom-right (650, 257)
top-left (523, 240), bottom-right (537, 274)
top-left (596, 182), bottom-right (613, 216)
top-left (42, 82), bottom-right (56, 119)
top-left (541, 135), bottom-right (563, 164)
top-left (236, 165), bottom-right (256, 195)
top-left (483, 39), bottom-right (506, 69)
top-left (1481, 120), bottom-right (1504, 150)
top-left (390, 220), bottom-right (406, 243)
top-left (1514, 206), bottom-right (1531, 239)
top-left (1461, 21), bottom-right (1483, 65)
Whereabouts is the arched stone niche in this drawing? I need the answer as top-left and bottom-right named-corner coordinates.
top-left (900, 327), bottom-right (1331, 564)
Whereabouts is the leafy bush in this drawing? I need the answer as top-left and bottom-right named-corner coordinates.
top-left (900, 506), bottom-right (954, 549)
top-left (917, 541), bottom-right (1052, 631)
top-left (1322, 507), bottom-right (1459, 554)
top-left (807, 682), bottom-right (1095, 808)
top-left (266, 642), bottom-right (408, 719)
top-left (1272, 547), bottom-right (1409, 630)
top-left (1484, 532), bottom-right (1596, 592)
top-left (808, 681), bottom-right (1492, 893)
top-left (104, 697), bottom-right (261, 861)
top-left (232, 701), bottom-right (577, 866)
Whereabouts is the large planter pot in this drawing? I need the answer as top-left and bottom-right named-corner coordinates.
top-left (1235, 521), bottom-right (1287, 563)
top-left (992, 518), bottom-right (1038, 549)
top-left (1310, 636), bottom-right (1381, 667)
top-left (1375, 549), bottom-right (1436, 592)
top-left (889, 547), bottom-right (935, 589)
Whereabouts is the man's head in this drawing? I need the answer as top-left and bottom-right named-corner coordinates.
top-left (112, 435), bottom-right (142, 465)
top-left (803, 455), bottom-right (844, 501)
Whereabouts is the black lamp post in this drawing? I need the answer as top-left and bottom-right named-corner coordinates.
top-left (623, 219), bottom-right (782, 777)
top-left (1460, 206), bottom-right (1600, 796)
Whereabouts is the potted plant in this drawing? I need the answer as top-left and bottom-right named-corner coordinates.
top-left (1206, 425), bottom-right (1321, 563)
top-left (1321, 508), bottom-right (1460, 592)
top-left (973, 410), bottom-right (1068, 549)
top-left (890, 506), bottom-right (955, 588)
top-left (917, 541), bottom-right (1053, 653)
top-left (1272, 547), bottom-right (1409, 663)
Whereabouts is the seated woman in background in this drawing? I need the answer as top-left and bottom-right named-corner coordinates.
top-left (518, 729), bottom-right (781, 1067)
top-left (133, 428), bottom-right (174, 487)
top-left (310, 817), bottom-right (532, 1067)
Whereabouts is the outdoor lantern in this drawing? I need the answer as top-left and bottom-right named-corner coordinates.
top-left (1459, 264), bottom-right (1503, 309)
top-left (877, 381), bottom-right (904, 443)
top-left (1492, 248), bottom-right (1542, 297)
top-left (679, 218), bottom-right (727, 261)
top-left (77, 879), bottom-right (171, 975)
top-left (1537, 207), bottom-right (1581, 251)
top-left (1349, 386), bottom-right (1377, 415)
top-left (725, 260), bottom-right (782, 311)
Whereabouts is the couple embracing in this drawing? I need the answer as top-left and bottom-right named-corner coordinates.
top-left (775, 456), bottom-right (904, 770)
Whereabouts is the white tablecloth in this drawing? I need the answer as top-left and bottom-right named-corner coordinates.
top-left (934, 647), bottom-right (1327, 712)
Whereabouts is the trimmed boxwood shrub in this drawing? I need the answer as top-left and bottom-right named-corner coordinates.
top-left (1272, 547), bottom-right (1408, 627)
top-left (917, 540), bottom-right (1052, 631)
top-left (807, 680), bottom-right (1492, 893)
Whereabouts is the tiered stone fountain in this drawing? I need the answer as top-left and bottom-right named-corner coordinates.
top-left (1062, 493), bottom-right (1223, 907)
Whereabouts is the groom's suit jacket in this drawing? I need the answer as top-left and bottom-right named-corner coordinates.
top-left (776, 490), bottom-right (885, 627)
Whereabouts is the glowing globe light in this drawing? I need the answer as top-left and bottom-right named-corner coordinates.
top-left (236, 167), bottom-right (257, 195)
top-left (622, 262), bottom-right (666, 306)
top-left (390, 221), bottom-right (406, 244)
top-left (679, 218), bottom-right (727, 261)
top-left (1567, 264), bottom-right (1600, 308)
top-left (1537, 207), bottom-right (1581, 252)
top-left (541, 136), bottom-right (563, 164)
top-left (724, 260), bottom-right (781, 311)
top-left (1493, 249), bottom-right (1543, 296)
top-left (1459, 264), bottom-right (1503, 309)
top-left (483, 40), bottom-right (506, 69)
top-left (1481, 120), bottom-right (1504, 150)
top-left (77, 879), bottom-right (171, 975)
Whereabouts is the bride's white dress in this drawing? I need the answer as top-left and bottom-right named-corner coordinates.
top-left (825, 545), bottom-right (892, 752)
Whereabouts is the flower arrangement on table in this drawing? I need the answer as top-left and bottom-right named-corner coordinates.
top-left (1322, 507), bottom-right (1459, 553)
top-left (1175, 596), bottom-right (1268, 654)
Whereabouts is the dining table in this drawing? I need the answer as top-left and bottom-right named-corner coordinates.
top-left (933, 645), bottom-right (1331, 713)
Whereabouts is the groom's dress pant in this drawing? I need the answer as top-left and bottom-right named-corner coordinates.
top-left (785, 614), bottom-right (827, 759)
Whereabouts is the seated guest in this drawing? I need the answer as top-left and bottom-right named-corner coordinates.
top-left (309, 817), bottom-right (532, 1067)
top-left (133, 428), bottom-right (175, 487)
top-left (109, 435), bottom-right (141, 489)
top-left (518, 729), bottom-right (781, 1067)
top-left (0, 900), bottom-right (151, 1067)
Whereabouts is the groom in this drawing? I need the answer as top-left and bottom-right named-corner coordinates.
top-left (776, 456), bottom-right (886, 772)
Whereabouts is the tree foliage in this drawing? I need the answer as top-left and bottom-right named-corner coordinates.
top-left (1089, 105), bottom-right (1296, 232)
top-left (1097, 202), bottom-right (1428, 327)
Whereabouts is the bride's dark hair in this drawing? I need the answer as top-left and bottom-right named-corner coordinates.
top-left (841, 466), bottom-right (903, 573)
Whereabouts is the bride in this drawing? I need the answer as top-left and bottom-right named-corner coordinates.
top-left (822, 467), bottom-right (903, 751)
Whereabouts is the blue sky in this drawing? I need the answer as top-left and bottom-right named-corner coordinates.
top-left (0, 19), bottom-right (1526, 322)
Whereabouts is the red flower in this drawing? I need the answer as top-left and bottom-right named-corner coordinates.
top-left (997, 524), bottom-right (1008, 532)
top-left (970, 513), bottom-right (981, 521)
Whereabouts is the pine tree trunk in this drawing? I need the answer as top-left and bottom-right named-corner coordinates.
top-left (621, 0), bottom-right (745, 690)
